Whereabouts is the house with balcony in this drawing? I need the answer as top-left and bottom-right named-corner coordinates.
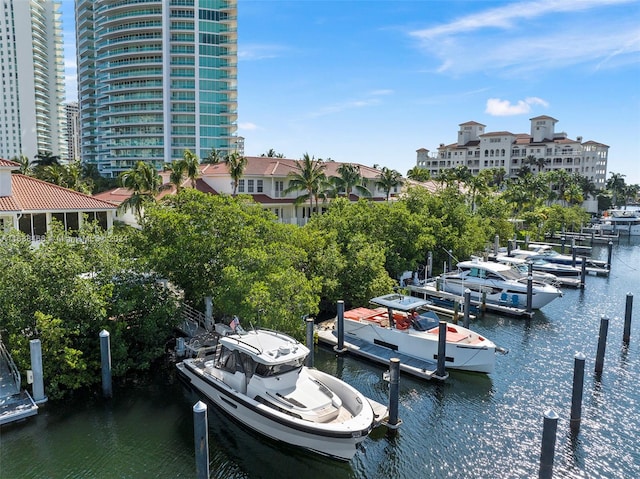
top-left (0, 159), bottom-right (117, 240)
top-left (96, 156), bottom-right (411, 227)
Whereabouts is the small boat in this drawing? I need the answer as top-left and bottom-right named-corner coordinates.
top-left (495, 255), bottom-right (580, 278)
top-left (437, 258), bottom-right (562, 309)
top-left (176, 324), bottom-right (378, 461)
top-left (509, 244), bottom-right (606, 268)
top-left (340, 294), bottom-right (498, 374)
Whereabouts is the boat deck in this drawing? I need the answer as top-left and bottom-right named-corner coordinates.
top-left (315, 323), bottom-right (447, 381)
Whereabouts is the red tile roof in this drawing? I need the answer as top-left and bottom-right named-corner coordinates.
top-left (0, 159), bottom-right (20, 168)
top-left (1, 174), bottom-right (117, 212)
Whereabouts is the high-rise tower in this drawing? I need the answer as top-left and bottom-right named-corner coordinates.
top-left (0, 0), bottom-right (67, 161)
top-left (76, 0), bottom-right (238, 177)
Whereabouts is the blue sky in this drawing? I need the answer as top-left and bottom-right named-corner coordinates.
top-left (60, 0), bottom-right (640, 184)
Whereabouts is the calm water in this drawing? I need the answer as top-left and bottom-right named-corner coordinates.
top-left (2, 239), bottom-right (639, 479)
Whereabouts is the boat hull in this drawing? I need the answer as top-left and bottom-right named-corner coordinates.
top-left (176, 362), bottom-right (373, 461)
top-left (439, 277), bottom-right (560, 309)
top-left (343, 319), bottom-right (495, 374)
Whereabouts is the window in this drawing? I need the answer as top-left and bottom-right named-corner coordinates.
top-left (275, 180), bottom-right (284, 197)
top-left (238, 179), bottom-right (245, 193)
top-left (257, 180), bottom-right (263, 193)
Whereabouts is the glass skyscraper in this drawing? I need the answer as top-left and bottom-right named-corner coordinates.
top-left (76, 0), bottom-right (238, 177)
top-left (0, 0), bottom-right (66, 161)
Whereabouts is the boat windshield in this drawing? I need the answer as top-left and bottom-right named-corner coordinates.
top-left (254, 358), bottom-right (305, 377)
top-left (412, 312), bottom-right (440, 331)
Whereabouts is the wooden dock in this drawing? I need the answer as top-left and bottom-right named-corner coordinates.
top-left (315, 322), bottom-right (447, 381)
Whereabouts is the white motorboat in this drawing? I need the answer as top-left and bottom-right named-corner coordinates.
top-left (598, 206), bottom-right (640, 236)
top-left (495, 255), bottom-right (580, 278)
top-left (509, 244), bottom-right (603, 267)
top-left (438, 258), bottom-right (562, 309)
top-left (340, 294), bottom-right (498, 374)
top-left (176, 325), bottom-right (378, 461)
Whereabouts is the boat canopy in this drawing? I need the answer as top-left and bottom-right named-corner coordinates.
top-left (369, 294), bottom-right (431, 312)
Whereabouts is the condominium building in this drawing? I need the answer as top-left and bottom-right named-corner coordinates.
top-left (65, 101), bottom-right (81, 162)
top-left (416, 116), bottom-right (608, 188)
top-left (0, 0), bottom-right (67, 161)
top-left (76, 0), bottom-right (238, 177)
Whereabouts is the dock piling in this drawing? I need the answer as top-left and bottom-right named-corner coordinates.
top-left (427, 252), bottom-right (433, 279)
top-left (494, 235), bottom-right (500, 255)
top-left (623, 293), bottom-right (633, 344)
top-left (29, 339), bottom-right (47, 404)
top-left (463, 289), bottom-right (471, 328)
top-left (571, 241), bottom-right (576, 267)
top-left (594, 316), bottom-right (609, 374)
top-left (305, 317), bottom-right (314, 367)
top-left (570, 352), bottom-right (586, 431)
top-left (193, 401), bottom-right (210, 479)
top-left (386, 358), bottom-right (401, 433)
top-left (539, 409), bottom-right (559, 479)
top-left (580, 259), bottom-right (586, 289)
top-left (526, 276), bottom-right (533, 314)
top-left (204, 297), bottom-right (213, 332)
top-left (436, 321), bottom-right (447, 379)
top-left (335, 301), bottom-right (346, 354)
top-left (99, 330), bottom-right (112, 398)
top-left (607, 241), bottom-right (613, 271)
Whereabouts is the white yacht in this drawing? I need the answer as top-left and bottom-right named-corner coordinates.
top-left (598, 206), bottom-right (640, 236)
top-left (176, 326), bottom-right (379, 461)
top-left (438, 259), bottom-right (562, 309)
top-left (338, 294), bottom-right (498, 374)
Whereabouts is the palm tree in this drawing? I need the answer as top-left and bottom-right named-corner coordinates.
top-left (261, 148), bottom-right (284, 158)
top-left (374, 167), bottom-right (403, 202)
top-left (406, 166), bottom-right (430, 182)
top-left (332, 163), bottom-right (371, 198)
top-left (203, 148), bottom-right (222, 164)
top-left (181, 149), bottom-right (200, 188)
top-left (490, 167), bottom-right (507, 189)
top-left (622, 184), bottom-right (639, 206)
top-left (119, 161), bottom-right (163, 217)
top-left (12, 155), bottom-right (32, 175)
top-left (606, 172), bottom-right (626, 206)
top-left (33, 151), bottom-right (60, 167)
top-left (563, 183), bottom-right (584, 206)
top-left (466, 175), bottom-right (489, 212)
top-left (575, 174), bottom-right (598, 201)
top-left (282, 153), bottom-right (327, 214)
top-left (164, 161), bottom-right (186, 193)
top-left (225, 151), bottom-right (248, 196)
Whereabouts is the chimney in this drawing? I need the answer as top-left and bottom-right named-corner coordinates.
top-left (0, 164), bottom-right (15, 197)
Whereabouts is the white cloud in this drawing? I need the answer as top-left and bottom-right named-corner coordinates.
top-left (485, 97), bottom-right (549, 116)
top-left (408, 0), bottom-right (640, 76)
top-left (238, 122), bottom-right (259, 131)
top-left (238, 44), bottom-right (288, 61)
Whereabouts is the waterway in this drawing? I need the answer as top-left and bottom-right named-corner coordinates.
top-left (1, 239), bottom-right (639, 478)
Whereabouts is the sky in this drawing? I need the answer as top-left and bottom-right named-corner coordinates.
top-left (59, 0), bottom-right (640, 185)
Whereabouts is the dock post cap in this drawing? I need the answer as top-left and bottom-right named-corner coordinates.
top-left (543, 409), bottom-right (559, 420)
top-left (574, 352), bottom-right (586, 361)
top-left (99, 329), bottom-right (110, 337)
top-left (193, 401), bottom-right (207, 413)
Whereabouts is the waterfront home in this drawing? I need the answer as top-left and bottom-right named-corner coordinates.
top-left (0, 159), bottom-right (117, 241)
top-left (96, 156), bottom-right (440, 227)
